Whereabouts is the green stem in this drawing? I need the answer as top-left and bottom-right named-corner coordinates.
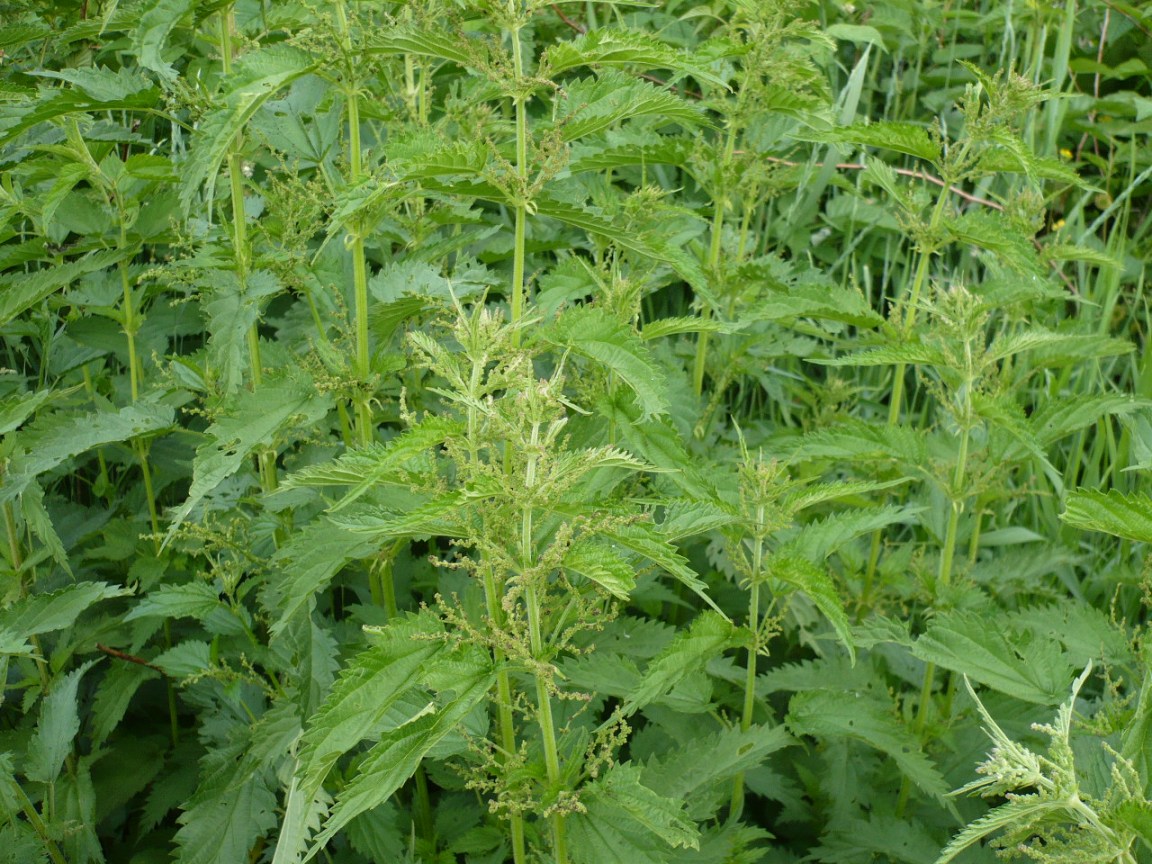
top-left (335, 0), bottom-right (373, 445)
top-left (509, 19), bottom-right (528, 347)
top-left (10, 777), bottom-right (67, 864)
top-left (526, 580), bottom-right (568, 864)
top-left (482, 567), bottom-right (527, 864)
top-left (692, 124), bottom-right (738, 400)
top-left (731, 517), bottom-right (765, 820)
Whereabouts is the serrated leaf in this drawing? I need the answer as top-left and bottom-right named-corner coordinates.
top-left (165, 375), bottom-right (332, 542)
top-left (0, 582), bottom-right (131, 640)
top-left (624, 612), bottom-right (734, 714)
top-left (934, 798), bottom-right (1065, 864)
top-left (270, 773), bottom-right (332, 864)
top-left (295, 612), bottom-right (450, 793)
top-left (639, 316), bottom-right (739, 341)
top-left (303, 646), bottom-right (493, 856)
top-left (152, 641), bottom-right (211, 678)
top-left (563, 539), bottom-right (636, 599)
top-left (125, 582), bottom-right (222, 622)
top-left (768, 555), bottom-right (855, 663)
top-left (543, 306), bottom-right (667, 419)
top-left (26, 660), bottom-right (97, 784)
top-left (330, 492), bottom-right (469, 540)
top-left (179, 44), bottom-right (317, 211)
top-left (787, 419), bottom-right (931, 465)
top-left (0, 247), bottom-right (140, 327)
top-left (603, 522), bottom-right (724, 616)
top-left (544, 28), bottom-right (728, 88)
top-left (779, 505), bottom-right (918, 561)
top-left (174, 757), bottom-right (278, 864)
top-left (801, 121), bottom-right (941, 162)
top-left (365, 27), bottom-right (482, 68)
top-left (3, 401), bottom-right (172, 502)
top-left (31, 66), bottom-right (154, 102)
top-left (912, 610), bottom-right (1072, 704)
top-left (1062, 488), bottom-right (1152, 543)
top-left (281, 417), bottom-right (463, 511)
top-left (642, 723), bottom-right (792, 819)
top-left (203, 269), bottom-right (282, 396)
top-left (550, 71), bottom-right (704, 142)
top-left (814, 341), bottom-right (946, 367)
top-left (1030, 395), bottom-right (1143, 446)
top-left (134, 0), bottom-right (193, 82)
top-left (267, 518), bottom-right (377, 636)
top-left (787, 690), bottom-right (949, 799)
top-left (569, 763), bottom-right (699, 864)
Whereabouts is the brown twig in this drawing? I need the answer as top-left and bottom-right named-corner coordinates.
top-left (740, 152), bottom-right (1078, 293)
top-left (749, 153), bottom-right (1005, 211)
top-left (97, 643), bottom-right (168, 676)
top-left (551, 4), bottom-right (587, 34)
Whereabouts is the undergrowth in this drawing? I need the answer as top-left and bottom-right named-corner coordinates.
top-left (1, 1), bottom-right (1150, 862)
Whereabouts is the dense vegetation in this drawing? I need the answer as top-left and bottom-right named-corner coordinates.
top-left (2, 0), bottom-right (1151, 862)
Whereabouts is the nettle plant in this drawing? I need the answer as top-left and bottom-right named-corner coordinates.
top-left (1, 0), bottom-right (1151, 862)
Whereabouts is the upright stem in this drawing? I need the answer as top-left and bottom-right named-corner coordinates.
top-left (692, 124), bottom-right (738, 399)
top-left (221, 6), bottom-right (279, 494)
top-left (522, 429), bottom-right (568, 864)
top-left (509, 19), bottom-right (528, 348)
top-left (482, 567), bottom-right (527, 864)
top-left (731, 513), bottom-right (765, 819)
top-left (335, 0), bottom-right (373, 445)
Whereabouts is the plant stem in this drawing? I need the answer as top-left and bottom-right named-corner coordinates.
top-left (526, 579), bottom-right (568, 864)
top-left (731, 511), bottom-right (765, 819)
top-left (335, 0), bottom-right (373, 445)
top-left (508, 17), bottom-right (528, 348)
top-left (482, 567), bottom-right (527, 864)
top-left (692, 124), bottom-right (738, 400)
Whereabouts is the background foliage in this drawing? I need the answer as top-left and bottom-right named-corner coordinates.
top-left (1, 0), bottom-right (1151, 862)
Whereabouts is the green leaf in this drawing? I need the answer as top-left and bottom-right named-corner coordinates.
top-left (563, 539), bottom-right (636, 600)
top-left (912, 610), bottom-right (1072, 704)
top-left (768, 555), bottom-right (856, 663)
top-left (603, 522), bottom-right (725, 616)
top-left (568, 763), bottom-right (700, 864)
top-left (30, 66), bottom-right (154, 102)
top-left (203, 270), bottom-right (282, 396)
top-left (365, 27), bottom-right (482, 68)
top-left (165, 374), bottom-right (332, 542)
top-left (294, 612), bottom-right (451, 793)
top-left (174, 750), bottom-right (278, 864)
top-left (179, 44), bottom-right (317, 211)
top-left (303, 645), bottom-right (494, 856)
top-left (550, 71), bottom-right (704, 142)
top-left (3, 401), bottom-right (173, 506)
top-left (800, 121), bottom-right (942, 162)
top-left (125, 582), bottom-right (223, 623)
top-left (25, 660), bottom-right (97, 784)
top-left (1030, 395), bottom-right (1144, 446)
top-left (270, 773), bottom-right (332, 864)
top-left (267, 518), bottom-right (378, 636)
top-left (133, 0), bottom-right (194, 82)
top-left (1062, 488), bottom-right (1152, 543)
top-left (0, 582), bottom-right (131, 640)
top-left (281, 416), bottom-right (463, 511)
top-left (624, 612), bottom-right (735, 714)
top-left (543, 306), bottom-right (667, 419)
top-left (642, 723), bottom-right (793, 819)
top-left (787, 690), bottom-right (949, 799)
top-left (0, 247), bottom-right (140, 327)
top-left (778, 505), bottom-right (918, 561)
top-left (934, 798), bottom-right (1066, 864)
top-left (544, 28), bottom-right (728, 88)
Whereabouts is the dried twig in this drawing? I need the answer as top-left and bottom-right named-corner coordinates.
top-left (97, 643), bottom-right (168, 676)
